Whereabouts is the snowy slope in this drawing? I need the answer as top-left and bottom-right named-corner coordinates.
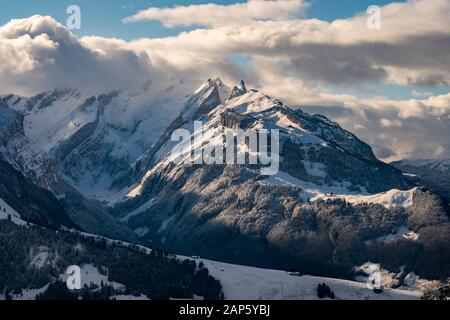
top-left (9, 264), bottom-right (150, 300)
top-left (1, 80), bottom-right (200, 200)
top-left (185, 258), bottom-right (421, 300)
top-left (261, 171), bottom-right (416, 208)
top-left (59, 264), bottom-right (126, 291)
top-left (338, 188), bottom-right (416, 208)
top-left (46, 226), bottom-right (427, 300)
top-left (32, 221), bottom-right (428, 300)
top-left (261, 171), bottom-right (368, 202)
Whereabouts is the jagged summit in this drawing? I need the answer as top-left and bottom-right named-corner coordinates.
top-left (229, 80), bottom-right (248, 99)
top-left (124, 79), bottom-right (408, 209)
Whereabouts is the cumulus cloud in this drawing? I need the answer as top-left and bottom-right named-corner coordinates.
top-left (299, 92), bottom-right (450, 162)
top-left (0, 15), bottom-right (156, 95)
top-left (123, 0), bottom-right (307, 27)
top-left (122, 0), bottom-right (450, 88)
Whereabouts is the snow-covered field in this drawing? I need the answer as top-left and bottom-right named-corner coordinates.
top-left (7, 264), bottom-right (151, 300)
top-left (196, 259), bottom-right (421, 300)
top-left (6, 247), bottom-right (424, 300)
top-left (262, 171), bottom-right (416, 208)
top-left (339, 188), bottom-right (416, 208)
top-left (59, 264), bottom-right (126, 291)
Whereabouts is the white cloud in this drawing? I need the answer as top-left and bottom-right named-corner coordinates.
top-left (298, 92), bottom-right (450, 162)
top-left (123, 0), bottom-right (307, 27)
top-left (0, 16), bottom-right (156, 95)
top-left (380, 118), bottom-right (403, 128)
top-left (122, 0), bottom-right (450, 87)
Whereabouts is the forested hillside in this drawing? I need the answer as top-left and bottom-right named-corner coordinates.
top-left (0, 220), bottom-right (222, 300)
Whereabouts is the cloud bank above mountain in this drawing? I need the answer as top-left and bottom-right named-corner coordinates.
top-left (123, 0), bottom-right (450, 88)
top-left (0, 0), bottom-right (449, 161)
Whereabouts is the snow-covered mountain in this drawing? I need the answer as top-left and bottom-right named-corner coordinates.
top-left (117, 79), bottom-right (410, 211)
top-left (1, 79), bottom-right (449, 287)
top-left (393, 159), bottom-right (450, 174)
top-left (119, 79), bottom-right (408, 201)
top-left (0, 80), bottom-right (198, 199)
top-left (1, 78), bottom-right (408, 202)
top-left (0, 91), bottom-right (155, 239)
top-left (99, 80), bottom-right (450, 282)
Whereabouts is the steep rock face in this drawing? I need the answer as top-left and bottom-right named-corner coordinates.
top-left (220, 110), bottom-right (255, 130)
top-left (229, 80), bottom-right (247, 99)
top-left (54, 121), bottom-right (98, 162)
top-left (184, 78), bottom-right (224, 120)
top-left (283, 109), bottom-right (376, 162)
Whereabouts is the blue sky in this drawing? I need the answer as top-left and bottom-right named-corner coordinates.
top-left (0, 0), bottom-right (447, 100)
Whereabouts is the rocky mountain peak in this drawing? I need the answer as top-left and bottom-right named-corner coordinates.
top-left (229, 80), bottom-right (248, 99)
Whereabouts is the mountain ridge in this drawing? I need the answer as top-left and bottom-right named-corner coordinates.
top-left (102, 81), bottom-right (450, 282)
